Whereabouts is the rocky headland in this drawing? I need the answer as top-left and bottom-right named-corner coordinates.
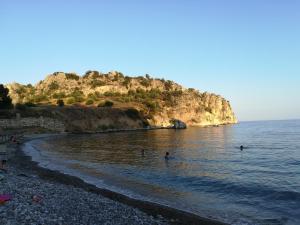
top-left (4, 71), bottom-right (237, 132)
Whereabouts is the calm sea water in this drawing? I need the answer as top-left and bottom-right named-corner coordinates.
top-left (24, 120), bottom-right (300, 225)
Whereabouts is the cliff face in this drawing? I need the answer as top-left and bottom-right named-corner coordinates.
top-left (6, 71), bottom-right (237, 128)
top-left (152, 91), bottom-right (237, 127)
top-left (0, 107), bottom-right (148, 133)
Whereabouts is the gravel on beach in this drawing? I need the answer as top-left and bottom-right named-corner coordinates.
top-left (0, 165), bottom-right (170, 225)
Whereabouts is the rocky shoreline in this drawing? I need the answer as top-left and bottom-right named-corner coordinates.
top-left (0, 135), bottom-right (227, 225)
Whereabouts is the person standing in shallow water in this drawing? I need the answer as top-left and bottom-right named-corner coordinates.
top-left (0, 144), bottom-right (7, 171)
top-left (240, 145), bottom-right (244, 151)
top-left (165, 152), bottom-right (169, 160)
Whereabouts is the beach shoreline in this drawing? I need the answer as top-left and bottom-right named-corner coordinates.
top-left (2, 134), bottom-right (228, 225)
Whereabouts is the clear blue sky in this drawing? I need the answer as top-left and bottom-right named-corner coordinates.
top-left (1, 0), bottom-right (299, 121)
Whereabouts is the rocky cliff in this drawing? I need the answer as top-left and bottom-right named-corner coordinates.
top-left (5, 71), bottom-right (237, 128)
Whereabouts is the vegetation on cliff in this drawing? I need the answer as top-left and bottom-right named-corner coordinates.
top-left (0, 84), bottom-right (13, 109)
top-left (5, 71), bottom-right (237, 127)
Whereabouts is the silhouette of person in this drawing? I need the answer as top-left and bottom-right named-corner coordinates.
top-left (240, 145), bottom-right (244, 151)
top-left (165, 152), bottom-right (170, 160)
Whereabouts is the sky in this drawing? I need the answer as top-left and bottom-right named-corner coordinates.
top-left (0, 0), bottom-right (299, 121)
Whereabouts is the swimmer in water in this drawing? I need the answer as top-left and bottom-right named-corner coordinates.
top-left (165, 152), bottom-right (169, 160)
top-left (240, 145), bottom-right (244, 151)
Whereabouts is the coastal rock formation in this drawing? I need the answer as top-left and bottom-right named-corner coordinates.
top-left (0, 107), bottom-right (148, 133)
top-left (5, 71), bottom-right (237, 129)
top-left (170, 119), bottom-right (187, 129)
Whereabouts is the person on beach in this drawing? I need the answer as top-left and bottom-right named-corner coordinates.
top-left (0, 144), bottom-right (7, 171)
top-left (165, 152), bottom-right (170, 160)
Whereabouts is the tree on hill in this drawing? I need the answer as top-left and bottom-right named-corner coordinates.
top-left (57, 99), bottom-right (64, 107)
top-left (0, 84), bottom-right (13, 109)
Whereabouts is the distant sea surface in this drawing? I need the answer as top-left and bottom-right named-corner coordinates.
top-left (24, 120), bottom-right (300, 225)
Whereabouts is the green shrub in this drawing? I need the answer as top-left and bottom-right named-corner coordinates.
top-left (171, 90), bottom-right (183, 97)
top-left (121, 96), bottom-right (132, 103)
top-left (103, 91), bottom-right (121, 97)
top-left (83, 71), bottom-right (101, 79)
top-left (112, 74), bottom-right (119, 81)
top-left (0, 84), bottom-right (13, 109)
top-left (33, 94), bottom-right (48, 103)
top-left (67, 97), bottom-right (75, 104)
top-left (52, 92), bottom-right (66, 99)
top-left (29, 88), bottom-right (35, 95)
top-left (87, 93), bottom-right (98, 101)
top-left (53, 72), bottom-right (62, 76)
top-left (15, 86), bottom-right (27, 95)
top-left (127, 90), bottom-right (135, 96)
top-left (85, 99), bottom-right (94, 105)
top-left (98, 100), bottom-right (114, 107)
top-left (69, 89), bottom-right (85, 102)
top-left (139, 77), bottom-right (151, 87)
top-left (65, 73), bottom-right (80, 80)
top-left (90, 80), bottom-right (106, 88)
top-left (57, 99), bottom-right (64, 107)
top-left (122, 76), bottom-right (131, 87)
top-left (48, 81), bottom-right (59, 91)
top-left (148, 88), bottom-right (161, 98)
top-left (164, 80), bottom-right (173, 91)
top-left (143, 100), bottom-right (159, 112)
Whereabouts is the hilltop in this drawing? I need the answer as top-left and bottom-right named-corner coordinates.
top-left (5, 71), bottom-right (237, 129)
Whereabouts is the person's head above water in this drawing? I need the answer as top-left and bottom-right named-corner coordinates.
top-left (165, 152), bottom-right (170, 159)
top-left (240, 145), bottom-right (244, 150)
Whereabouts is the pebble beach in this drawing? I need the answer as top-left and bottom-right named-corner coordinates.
top-left (0, 164), bottom-right (170, 225)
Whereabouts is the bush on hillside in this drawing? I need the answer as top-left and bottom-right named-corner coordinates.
top-left (139, 77), bottom-right (151, 87)
top-left (87, 93), bottom-right (99, 101)
top-left (66, 97), bottom-right (75, 104)
top-left (85, 99), bottom-right (94, 105)
top-left (32, 94), bottom-right (48, 103)
top-left (122, 76), bottom-right (131, 87)
top-left (48, 81), bottom-right (59, 91)
top-left (69, 89), bottom-right (85, 102)
top-left (52, 92), bottom-right (66, 99)
top-left (65, 73), bottom-right (80, 81)
top-left (57, 99), bottom-right (64, 107)
top-left (83, 71), bottom-right (101, 79)
top-left (98, 100), bottom-right (114, 107)
top-left (164, 80), bottom-right (173, 91)
top-left (0, 84), bottom-right (13, 109)
top-left (90, 80), bottom-right (106, 88)
top-left (103, 91), bottom-right (121, 97)
top-left (143, 100), bottom-right (159, 113)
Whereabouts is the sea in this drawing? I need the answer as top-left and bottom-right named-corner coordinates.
top-left (23, 120), bottom-right (300, 225)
